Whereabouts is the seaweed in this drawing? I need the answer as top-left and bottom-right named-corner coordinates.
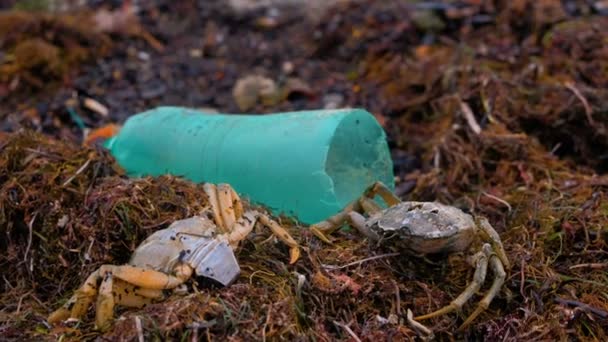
top-left (2, 0), bottom-right (608, 341)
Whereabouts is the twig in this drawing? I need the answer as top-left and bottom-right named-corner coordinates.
top-left (394, 281), bottom-right (401, 315)
top-left (24, 148), bottom-right (64, 161)
top-left (555, 298), bottom-right (608, 318)
top-left (433, 146), bottom-right (441, 169)
top-left (187, 320), bottom-right (216, 329)
top-left (481, 191), bottom-right (512, 212)
top-left (62, 158), bottom-right (91, 187)
top-left (187, 321), bottom-right (216, 341)
top-left (322, 252), bottom-right (400, 270)
top-left (29, 292), bottom-right (48, 310)
top-left (569, 263), bottom-right (608, 270)
top-left (550, 142), bottom-right (562, 155)
top-left (134, 316), bottom-right (144, 342)
top-left (23, 214), bottom-right (37, 265)
top-left (83, 98), bottom-right (109, 117)
top-left (191, 324), bottom-right (198, 342)
top-left (564, 82), bottom-right (594, 125)
top-left (520, 258), bottom-right (526, 300)
top-left (460, 101), bottom-right (482, 135)
top-left (332, 321), bottom-right (362, 342)
top-left (0, 138), bottom-right (9, 151)
top-left (138, 30), bottom-right (165, 52)
top-left (262, 303), bottom-right (272, 342)
top-left (16, 290), bottom-right (33, 315)
top-left (406, 309), bottom-right (434, 339)
top-left (84, 237), bottom-right (95, 262)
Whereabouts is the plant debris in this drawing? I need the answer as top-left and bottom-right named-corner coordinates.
top-left (0, 10), bottom-right (112, 91)
top-left (1, 0), bottom-right (608, 341)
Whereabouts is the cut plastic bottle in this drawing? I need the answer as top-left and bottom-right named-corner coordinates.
top-left (104, 107), bottom-right (394, 224)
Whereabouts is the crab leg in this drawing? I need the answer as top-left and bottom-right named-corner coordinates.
top-left (95, 272), bottom-right (115, 329)
top-left (457, 253), bottom-right (506, 330)
top-left (96, 274), bottom-right (165, 330)
top-left (205, 183), bottom-right (246, 233)
top-left (310, 200), bottom-right (362, 243)
top-left (359, 197), bottom-right (383, 214)
top-left (206, 182), bottom-right (244, 246)
top-left (226, 210), bottom-right (300, 264)
top-left (346, 211), bottom-right (379, 240)
top-left (310, 197), bottom-right (377, 242)
top-left (226, 211), bottom-right (257, 248)
top-left (228, 185), bottom-right (244, 219)
top-left (365, 181), bottom-right (401, 206)
top-left (217, 183), bottom-right (240, 231)
top-left (477, 217), bottom-right (511, 271)
top-left (206, 183), bottom-right (300, 264)
top-left (48, 270), bottom-right (101, 324)
top-left (257, 212), bottom-right (300, 264)
top-left (415, 244), bottom-right (490, 321)
top-left (48, 263), bottom-right (193, 329)
top-left (97, 264), bottom-right (193, 289)
top-left (111, 280), bottom-right (163, 307)
top-left (311, 181), bottom-right (402, 242)
top-left (204, 183), bottom-right (226, 233)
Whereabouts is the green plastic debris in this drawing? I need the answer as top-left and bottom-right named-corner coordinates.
top-left (104, 106), bottom-right (394, 223)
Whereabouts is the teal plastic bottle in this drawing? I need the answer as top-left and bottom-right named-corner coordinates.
top-left (104, 107), bottom-right (394, 224)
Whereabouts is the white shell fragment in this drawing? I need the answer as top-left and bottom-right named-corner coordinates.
top-left (187, 237), bottom-right (240, 286)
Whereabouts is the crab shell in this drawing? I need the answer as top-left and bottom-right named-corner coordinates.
top-left (366, 201), bottom-right (477, 255)
top-left (128, 216), bottom-right (241, 286)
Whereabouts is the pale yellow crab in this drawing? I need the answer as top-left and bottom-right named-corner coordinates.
top-left (311, 181), bottom-right (510, 330)
top-left (48, 183), bottom-right (300, 331)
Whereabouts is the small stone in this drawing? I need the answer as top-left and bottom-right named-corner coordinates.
top-left (323, 93), bottom-right (344, 109)
top-left (137, 51), bottom-right (150, 61)
top-left (282, 61), bottom-right (294, 75)
top-left (57, 215), bottom-right (69, 228)
top-left (232, 75), bottom-right (278, 111)
top-left (190, 49), bottom-right (203, 58)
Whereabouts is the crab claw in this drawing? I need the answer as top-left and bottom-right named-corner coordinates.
top-left (256, 213), bottom-right (301, 265)
top-left (310, 225), bottom-right (334, 244)
top-left (289, 246), bottom-right (301, 265)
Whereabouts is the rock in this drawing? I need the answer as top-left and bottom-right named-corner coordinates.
top-left (232, 75), bottom-right (279, 111)
top-left (323, 93), bottom-right (344, 109)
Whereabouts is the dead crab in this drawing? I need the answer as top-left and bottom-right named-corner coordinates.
top-left (311, 181), bottom-right (510, 330)
top-left (48, 183), bottom-right (300, 330)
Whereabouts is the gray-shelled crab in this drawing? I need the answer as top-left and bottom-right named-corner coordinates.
top-left (311, 181), bottom-right (510, 330)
